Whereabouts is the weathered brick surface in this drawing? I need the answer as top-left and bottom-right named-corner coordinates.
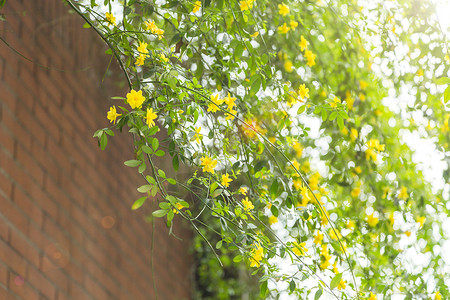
top-left (0, 1), bottom-right (193, 299)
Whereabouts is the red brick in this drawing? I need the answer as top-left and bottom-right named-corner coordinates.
top-left (9, 230), bottom-right (40, 267)
top-left (0, 286), bottom-right (17, 300)
top-left (0, 239), bottom-right (27, 276)
top-left (8, 273), bottom-right (40, 300)
top-left (0, 125), bottom-right (16, 156)
top-left (27, 266), bottom-right (56, 300)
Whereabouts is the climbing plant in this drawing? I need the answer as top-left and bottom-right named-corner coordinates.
top-left (69, 0), bottom-right (449, 298)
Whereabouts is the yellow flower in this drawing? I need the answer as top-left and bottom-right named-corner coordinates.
top-left (435, 291), bottom-right (442, 300)
top-left (242, 197), bottom-right (254, 211)
top-left (250, 243), bottom-right (263, 267)
top-left (337, 279), bottom-right (346, 291)
top-left (417, 216), bottom-right (426, 228)
top-left (298, 35), bottom-right (308, 51)
top-left (194, 127), bottom-right (202, 143)
top-left (144, 19), bottom-right (164, 39)
top-left (137, 41), bottom-right (149, 54)
top-left (351, 187), bottom-right (360, 198)
top-left (293, 142), bottom-right (303, 157)
top-left (332, 261), bottom-right (339, 274)
top-left (145, 108), bottom-right (157, 128)
top-left (200, 156), bottom-right (217, 174)
top-left (304, 50), bottom-right (316, 66)
top-left (135, 54), bottom-right (147, 66)
top-left (250, 31), bottom-right (259, 38)
top-left (359, 80), bottom-right (368, 90)
top-left (221, 173), bottom-right (232, 187)
top-left (107, 106), bottom-right (122, 124)
top-left (313, 231), bottom-right (323, 245)
top-left (346, 220), bottom-right (356, 229)
top-left (359, 92), bottom-right (366, 101)
top-left (239, 186), bottom-right (248, 195)
top-left (173, 202), bottom-right (184, 214)
top-left (158, 53), bottom-right (169, 63)
top-left (292, 241), bottom-right (308, 256)
top-left (223, 93), bottom-right (237, 110)
top-left (329, 229), bottom-right (342, 241)
top-left (193, 1), bottom-right (201, 13)
top-left (398, 187), bottom-right (408, 200)
top-left (298, 84), bottom-right (309, 100)
top-left (239, 0), bottom-right (254, 11)
top-left (290, 20), bottom-right (298, 30)
top-left (225, 109), bottom-right (237, 120)
top-left (278, 3), bottom-right (290, 16)
top-left (207, 94), bottom-right (224, 112)
top-left (105, 12), bottom-right (116, 26)
top-left (268, 215), bottom-right (278, 225)
top-left (354, 166), bottom-right (362, 174)
top-left (367, 213), bottom-right (379, 227)
top-left (367, 292), bottom-right (377, 300)
top-left (350, 128), bottom-right (358, 141)
top-left (278, 23), bottom-right (290, 34)
top-left (330, 96), bottom-right (341, 109)
top-left (284, 60), bottom-right (293, 72)
top-left (126, 89), bottom-right (146, 109)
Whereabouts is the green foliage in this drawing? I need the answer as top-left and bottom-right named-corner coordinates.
top-left (73, 0), bottom-right (450, 298)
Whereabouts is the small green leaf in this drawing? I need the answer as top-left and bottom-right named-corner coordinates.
top-left (152, 138), bottom-right (159, 151)
top-left (83, 22), bottom-right (91, 28)
top-left (233, 255), bottom-right (242, 262)
top-left (100, 134), bottom-right (107, 150)
top-left (330, 273), bottom-right (342, 290)
top-left (158, 169), bottom-right (166, 178)
top-left (142, 145), bottom-right (153, 154)
top-left (172, 155), bottom-right (179, 171)
top-left (444, 86), bottom-right (450, 102)
top-left (216, 240), bottom-right (222, 249)
top-left (329, 111), bottom-right (338, 121)
top-left (152, 209), bottom-right (168, 217)
top-left (146, 175), bottom-right (156, 184)
top-left (132, 196), bottom-right (147, 210)
top-left (124, 160), bottom-right (141, 167)
top-left (159, 202), bottom-right (170, 209)
top-left (270, 205), bottom-right (279, 217)
top-left (260, 280), bottom-right (268, 297)
top-left (167, 178), bottom-right (176, 185)
top-left (289, 280), bottom-right (296, 293)
top-left (212, 189), bottom-right (223, 198)
top-left (337, 116), bottom-right (344, 130)
top-left (270, 180), bottom-right (279, 197)
top-left (436, 77), bottom-right (450, 85)
top-left (137, 185), bottom-right (151, 193)
top-left (314, 288), bottom-right (323, 300)
top-left (138, 162), bottom-right (146, 173)
top-left (155, 150), bottom-right (165, 157)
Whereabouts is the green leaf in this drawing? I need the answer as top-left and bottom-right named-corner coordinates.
top-left (270, 180), bottom-right (279, 197)
top-left (233, 255), bottom-right (242, 262)
top-left (436, 77), bottom-right (450, 85)
top-left (100, 133), bottom-right (107, 150)
top-left (260, 280), bottom-right (268, 297)
top-left (337, 116), bottom-right (344, 130)
top-left (297, 105), bottom-right (306, 115)
top-left (215, 240), bottom-right (222, 249)
top-left (137, 185), bottom-right (151, 193)
top-left (270, 205), bottom-right (279, 217)
top-left (142, 145), bottom-right (153, 154)
top-left (289, 280), bottom-right (296, 293)
top-left (159, 202), bottom-right (170, 209)
top-left (132, 196), bottom-right (147, 210)
top-left (146, 175), bottom-right (156, 184)
top-left (158, 169), bottom-right (166, 178)
top-left (172, 155), bottom-right (179, 171)
top-left (167, 178), bottom-right (176, 185)
top-left (83, 22), bottom-right (91, 28)
top-left (155, 150), bottom-right (165, 157)
top-left (105, 129), bottom-right (114, 136)
top-left (444, 86), bottom-right (450, 103)
top-left (138, 162), bottom-right (146, 173)
top-left (212, 189), bottom-right (223, 198)
top-left (124, 160), bottom-right (141, 167)
top-left (329, 111), bottom-right (338, 121)
top-left (330, 273), bottom-right (342, 290)
top-left (152, 209), bottom-right (168, 217)
top-left (314, 288), bottom-right (323, 300)
top-left (152, 138), bottom-right (159, 151)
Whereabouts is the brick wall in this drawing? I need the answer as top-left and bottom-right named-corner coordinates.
top-left (0, 0), bottom-right (193, 299)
